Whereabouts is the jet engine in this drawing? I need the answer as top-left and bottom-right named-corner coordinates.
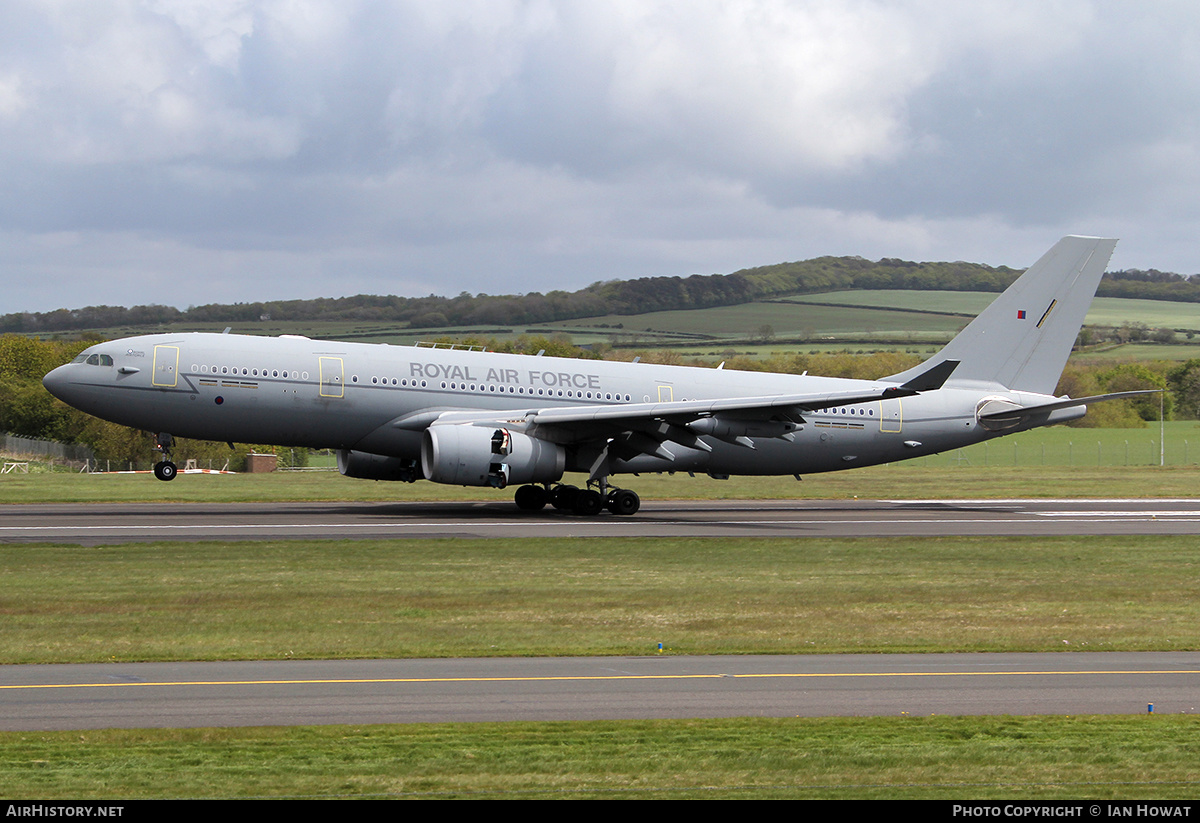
top-left (421, 425), bottom-right (565, 488)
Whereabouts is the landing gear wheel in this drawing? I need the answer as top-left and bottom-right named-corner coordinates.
top-left (573, 489), bottom-right (604, 516)
top-left (154, 461), bottom-right (178, 482)
top-left (550, 484), bottom-right (579, 511)
top-left (514, 484), bottom-right (548, 511)
top-left (607, 489), bottom-right (640, 516)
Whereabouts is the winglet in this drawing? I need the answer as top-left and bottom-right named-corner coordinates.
top-left (900, 359), bottom-right (959, 392)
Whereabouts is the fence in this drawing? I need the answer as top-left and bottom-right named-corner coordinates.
top-left (909, 422), bottom-right (1200, 468)
top-left (2, 434), bottom-right (94, 463)
top-left (0, 440), bottom-right (338, 473)
top-left (7, 430), bottom-right (1200, 473)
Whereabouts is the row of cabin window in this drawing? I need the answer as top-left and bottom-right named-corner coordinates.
top-left (436, 380), bottom-right (631, 402)
top-left (191, 364), bottom-right (302, 379)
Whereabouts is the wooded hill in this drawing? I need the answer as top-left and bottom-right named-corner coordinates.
top-left (3, 254), bottom-right (1193, 335)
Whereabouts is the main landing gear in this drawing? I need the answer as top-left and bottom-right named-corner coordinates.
top-left (153, 432), bottom-right (178, 482)
top-left (513, 482), bottom-right (640, 516)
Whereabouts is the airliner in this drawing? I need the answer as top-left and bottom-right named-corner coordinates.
top-left (43, 236), bottom-right (1145, 516)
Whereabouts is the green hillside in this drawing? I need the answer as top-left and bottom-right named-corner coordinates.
top-left (788, 290), bottom-right (1200, 331)
top-left (521, 289), bottom-right (1198, 358)
top-left (43, 288), bottom-right (1200, 362)
top-left (530, 300), bottom-right (965, 340)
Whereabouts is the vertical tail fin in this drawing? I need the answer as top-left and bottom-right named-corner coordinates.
top-left (884, 235), bottom-right (1117, 395)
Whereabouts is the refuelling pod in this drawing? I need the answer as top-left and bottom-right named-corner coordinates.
top-left (687, 415), bottom-right (799, 440)
top-left (337, 450), bottom-right (420, 482)
top-left (421, 425), bottom-right (566, 488)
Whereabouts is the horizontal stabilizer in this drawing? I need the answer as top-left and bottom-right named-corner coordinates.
top-left (979, 390), bottom-right (1162, 424)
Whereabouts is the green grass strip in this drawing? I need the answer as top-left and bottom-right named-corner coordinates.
top-left (6, 461), bottom-right (1200, 503)
top-left (2, 716), bottom-right (1200, 799)
top-left (3, 536), bottom-right (1199, 663)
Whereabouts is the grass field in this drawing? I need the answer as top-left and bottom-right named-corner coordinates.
top-left (6, 422), bottom-right (1200, 503)
top-left (6, 462), bottom-right (1200, 504)
top-left (670, 340), bottom-right (1200, 361)
top-left (536, 301), bottom-right (969, 338)
top-left (4, 534), bottom-right (1200, 663)
top-left (785, 289), bottom-right (992, 315)
top-left (4, 716), bottom-right (1199, 799)
top-left (1072, 342), bottom-right (1200, 361)
top-left (789, 291), bottom-right (1200, 333)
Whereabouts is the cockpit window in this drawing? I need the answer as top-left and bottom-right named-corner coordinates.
top-left (85, 354), bottom-right (114, 366)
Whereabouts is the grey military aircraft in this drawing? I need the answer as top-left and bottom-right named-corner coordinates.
top-left (43, 235), bottom-right (1147, 516)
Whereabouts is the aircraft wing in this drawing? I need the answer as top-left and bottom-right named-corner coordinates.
top-left (421, 360), bottom-right (959, 458)
top-left (433, 385), bottom-right (904, 429)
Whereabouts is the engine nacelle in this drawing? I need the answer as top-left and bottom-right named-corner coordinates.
top-left (337, 449), bottom-right (420, 482)
top-left (421, 426), bottom-right (565, 488)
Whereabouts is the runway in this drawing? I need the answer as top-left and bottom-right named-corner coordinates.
top-left (1, 653), bottom-right (1196, 731)
top-left (5, 497), bottom-right (1200, 543)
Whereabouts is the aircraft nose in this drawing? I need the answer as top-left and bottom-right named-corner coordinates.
top-left (42, 365), bottom-right (72, 402)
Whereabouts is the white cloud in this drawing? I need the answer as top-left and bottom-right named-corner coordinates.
top-left (144, 0), bottom-right (255, 70)
top-left (603, 1), bottom-right (935, 173)
top-left (0, 0), bottom-right (298, 165)
top-left (0, 73), bottom-right (26, 119)
top-left (4, 0), bottom-right (1200, 313)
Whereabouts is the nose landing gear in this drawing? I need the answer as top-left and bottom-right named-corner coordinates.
top-left (154, 433), bottom-right (178, 482)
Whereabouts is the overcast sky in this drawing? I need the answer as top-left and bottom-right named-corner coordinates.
top-left (3, 0), bottom-right (1200, 313)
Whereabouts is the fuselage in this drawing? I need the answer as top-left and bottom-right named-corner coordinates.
top-left (43, 331), bottom-right (1079, 479)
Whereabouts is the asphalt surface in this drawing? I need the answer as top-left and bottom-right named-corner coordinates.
top-left (2, 653), bottom-right (1196, 731)
top-left (5, 497), bottom-right (1200, 543)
